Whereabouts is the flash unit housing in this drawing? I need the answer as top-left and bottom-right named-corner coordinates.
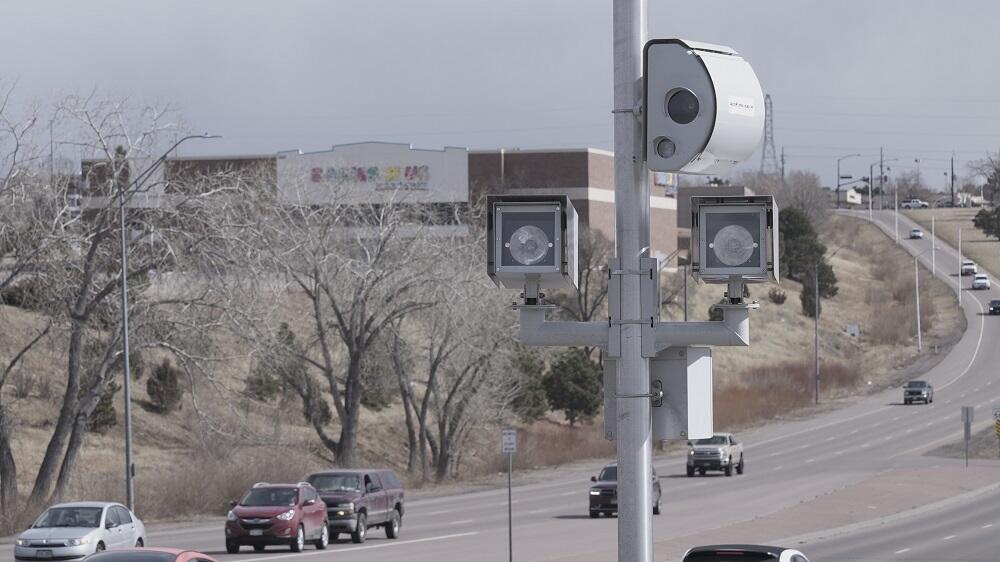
top-left (643, 38), bottom-right (765, 175)
top-left (487, 195), bottom-right (578, 289)
top-left (690, 195), bottom-right (778, 284)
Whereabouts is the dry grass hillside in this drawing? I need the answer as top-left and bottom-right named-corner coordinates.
top-left (0, 216), bottom-right (964, 526)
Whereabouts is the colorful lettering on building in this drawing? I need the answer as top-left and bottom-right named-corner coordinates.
top-left (309, 164), bottom-right (431, 190)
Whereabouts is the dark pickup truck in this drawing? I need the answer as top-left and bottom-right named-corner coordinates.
top-left (306, 469), bottom-right (404, 543)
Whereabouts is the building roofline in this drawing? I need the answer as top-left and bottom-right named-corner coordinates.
top-left (278, 141), bottom-right (468, 157)
top-left (468, 147), bottom-right (614, 157)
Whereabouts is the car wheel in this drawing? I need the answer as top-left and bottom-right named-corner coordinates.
top-left (226, 541), bottom-right (239, 554)
top-left (737, 456), bottom-right (745, 475)
top-left (253, 545), bottom-right (266, 552)
top-left (386, 508), bottom-right (401, 539)
top-left (686, 466), bottom-right (694, 477)
top-left (96, 542), bottom-right (106, 553)
top-left (905, 399), bottom-right (910, 405)
top-left (315, 523), bottom-right (329, 550)
top-left (351, 513), bottom-right (367, 544)
top-left (135, 539), bottom-right (144, 548)
top-left (290, 524), bottom-right (305, 552)
top-left (724, 459), bottom-right (733, 477)
top-left (589, 510), bottom-right (599, 519)
top-left (653, 494), bottom-right (661, 515)
top-left (698, 468), bottom-right (706, 475)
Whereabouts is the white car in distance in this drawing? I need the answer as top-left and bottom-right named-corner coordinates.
top-left (14, 502), bottom-right (146, 562)
top-left (908, 228), bottom-right (924, 239)
top-left (972, 274), bottom-right (991, 290)
top-left (961, 260), bottom-right (978, 276)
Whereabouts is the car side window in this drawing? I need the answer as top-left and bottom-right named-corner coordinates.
top-left (105, 507), bottom-right (121, 527)
top-left (369, 473), bottom-right (383, 492)
top-left (115, 506), bottom-right (133, 524)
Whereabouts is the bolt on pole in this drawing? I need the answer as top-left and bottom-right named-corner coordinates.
top-left (612, 0), bottom-right (653, 560)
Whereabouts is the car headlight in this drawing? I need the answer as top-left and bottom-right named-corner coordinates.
top-left (589, 488), bottom-right (601, 496)
top-left (15, 539), bottom-right (27, 546)
top-left (227, 510), bottom-right (237, 522)
top-left (65, 538), bottom-right (90, 546)
top-left (688, 450), bottom-right (694, 456)
top-left (276, 509), bottom-right (296, 521)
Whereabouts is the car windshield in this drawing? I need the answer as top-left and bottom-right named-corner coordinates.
top-left (598, 466), bottom-right (618, 481)
top-left (683, 552), bottom-right (778, 562)
top-left (694, 436), bottom-right (728, 445)
top-left (241, 487), bottom-right (298, 506)
top-left (963, 261), bottom-right (975, 266)
top-left (906, 381), bottom-right (927, 388)
top-left (992, 300), bottom-right (1000, 306)
top-left (33, 507), bottom-right (103, 528)
top-left (309, 474), bottom-right (361, 493)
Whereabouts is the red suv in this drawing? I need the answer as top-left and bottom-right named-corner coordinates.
top-left (225, 482), bottom-right (328, 553)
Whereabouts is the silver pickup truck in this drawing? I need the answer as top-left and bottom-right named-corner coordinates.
top-left (686, 433), bottom-right (744, 477)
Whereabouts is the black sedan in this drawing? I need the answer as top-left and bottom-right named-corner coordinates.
top-left (990, 299), bottom-right (1000, 315)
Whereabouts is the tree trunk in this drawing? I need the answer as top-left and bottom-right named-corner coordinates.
top-left (29, 318), bottom-right (85, 506)
top-left (50, 413), bottom-right (88, 504)
top-left (336, 355), bottom-right (364, 467)
top-left (0, 409), bottom-right (17, 513)
top-left (389, 330), bottom-right (419, 475)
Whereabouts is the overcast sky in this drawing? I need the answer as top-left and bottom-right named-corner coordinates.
top-left (2, 0), bottom-right (998, 188)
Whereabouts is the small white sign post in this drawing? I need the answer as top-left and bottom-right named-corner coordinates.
top-left (962, 406), bottom-right (975, 467)
top-left (501, 428), bottom-right (516, 562)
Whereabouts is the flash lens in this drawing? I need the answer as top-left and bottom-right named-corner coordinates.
top-left (509, 225), bottom-right (550, 266)
top-left (655, 137), bottom-right (676, 158)
top-left (710, 225), bottom-right (755, 266)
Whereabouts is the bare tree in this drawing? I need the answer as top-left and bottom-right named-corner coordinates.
top-left (547, 227), bottom-right (611, 358)
top-left (969, 151), bottom-right (1000, 204)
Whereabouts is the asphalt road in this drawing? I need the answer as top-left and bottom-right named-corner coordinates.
top-left (8, 209), bottom-right (1000, 562)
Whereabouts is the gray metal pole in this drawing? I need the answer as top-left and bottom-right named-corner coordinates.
top-left (507, 452), bottom-right (513, 562)
top-left (932, 216), bottom-right (936, 275)
top-left (683, 265), bottom-right (688, 322)
top-left (959, 228), bottom-right (963, 307)
top-left (879, 146), bottom-right (884, 211)
top-left (836, 159), bottom-right (840, 210)
top-left (814, 262), bottom-right (819, 405)
top-left (868, 163), bottom-right (874, 221)
top-left (118, 177), bottom-right (135, 512)
top-left (612, 0), bottom-right (652, 560)
top-left (915, 256), bottom-right (922, 352)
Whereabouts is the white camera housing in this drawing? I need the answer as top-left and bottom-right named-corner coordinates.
top-left (690, 195), bottom-right (778, 284)
top-left (486, 195), bottom-right (578, 290)
top-left (644, 39), bottom-right (765, 175)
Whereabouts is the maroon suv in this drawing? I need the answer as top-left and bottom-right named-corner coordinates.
top-left (225, 482), bottom-right (328, 553)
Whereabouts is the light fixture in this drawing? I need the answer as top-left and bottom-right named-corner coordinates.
top-left (487, 195), bottom-right (578, 290)
top-left (690, 195), bottom-right (778, 284)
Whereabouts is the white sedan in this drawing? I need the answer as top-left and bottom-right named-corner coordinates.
top-left (972, 274), bottom-right (991, 290)
top-left (14, 502), bottom-right (146, 562)
top-left (909, 228), bottom-right (924, 239)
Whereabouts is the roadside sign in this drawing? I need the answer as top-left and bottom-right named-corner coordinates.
top-left (962, 406), bottom-right (975, 424)
top-left (501, 428), bottom-right (517, 454)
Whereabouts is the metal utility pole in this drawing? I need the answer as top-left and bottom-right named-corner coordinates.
top-left (868, 163), bottom-right (876, 221)
top-left (894, 180), bottom-right (899, 243)
top-left (612, 0), bottom-right (652, 559)
top-left (950, 152), bottom-right (956, 207)
top-left (683, 265), bottom-right (688, 322)
top-left (836, 153), bottom-right (861, 210)
top-left (814, 262), bottom-right (819, 405)
top-left (914, 256), bottom-right (922, 352)
top-left (780, 146), bottom-right (786, 185)
top-left (879, 147), bottom-right (884, 211)
top-left (932, 216), bottom-right (936, 275)
top-left (114, 148), bottom-right (136, 513)
top-left (959, 228), bottom-right (963, 307)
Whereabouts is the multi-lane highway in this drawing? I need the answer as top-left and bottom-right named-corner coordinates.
top-left (6, 209), bottom-right (1000, 561)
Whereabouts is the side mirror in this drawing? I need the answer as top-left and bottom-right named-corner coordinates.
top-left (105, 521), bottom-right (117, 530)
top-left (686, 441), bottom-right (692, 447)
top-left (590, 476), bottom-right (597, 482)
top-left (304, 499), bottom-right (316, 506)
top-left (229, 500), bottom-right (238, 508)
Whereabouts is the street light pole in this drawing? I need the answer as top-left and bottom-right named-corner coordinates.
top-left (914, 255), bottom-right (922, 352)
top-left (836, 153), bottom-right (861, 210)
top-left (612, 1), bottom-right (652, 560)
top-left (932, 215), bottom-right (936, 275)
top-left (814, 261), bottom-right (819, 405)
top-left (117, 133), bottom-right (219, 512)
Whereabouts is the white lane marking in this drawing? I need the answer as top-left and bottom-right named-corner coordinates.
top-left (528, 507), bottom-right (558, 515)
top-left (894, 548), bottom-right (911, 554)
top-left (235, 532), bottom-right (478, 562)
top-left (495, 500), bottom-right (520, 506)
top-left (943, 534), bottom-right (956, 540)
top-left (850, 429), bottom-right (859, 435)
top-left (559, 491), bottom-right (577, 497)
top-left (892, 416), bottom-right (901, 421)
top-left (425, 509), bottom-right (453, 515)
top-left (798, 444), bottom-right (809, 449)
top-left (905, 428), bottom-right (914, 433)
top-left (447, 519), bottom-right (477, 525)
top-left (861, 442), bottom-right (871, 448)
top-left (833, 450), bottom-right (845, 456)
top-left (884, 435), bottom-right (894, 441)
top-left (983, 524), bottom-right (994, 529)
top-left (824, 436), bottom-right (835, 442)
top-left (805, 459), bottom-right (815, 464)
top-left (773, 466), bottom-right (784, 471)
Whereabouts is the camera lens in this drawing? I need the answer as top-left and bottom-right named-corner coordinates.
top-left (655, 137), bottom-right (676, 159)
top-left (710, 225), bottom-right (756, 266)
top-left (666, 89), bottom-right (699, 125)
